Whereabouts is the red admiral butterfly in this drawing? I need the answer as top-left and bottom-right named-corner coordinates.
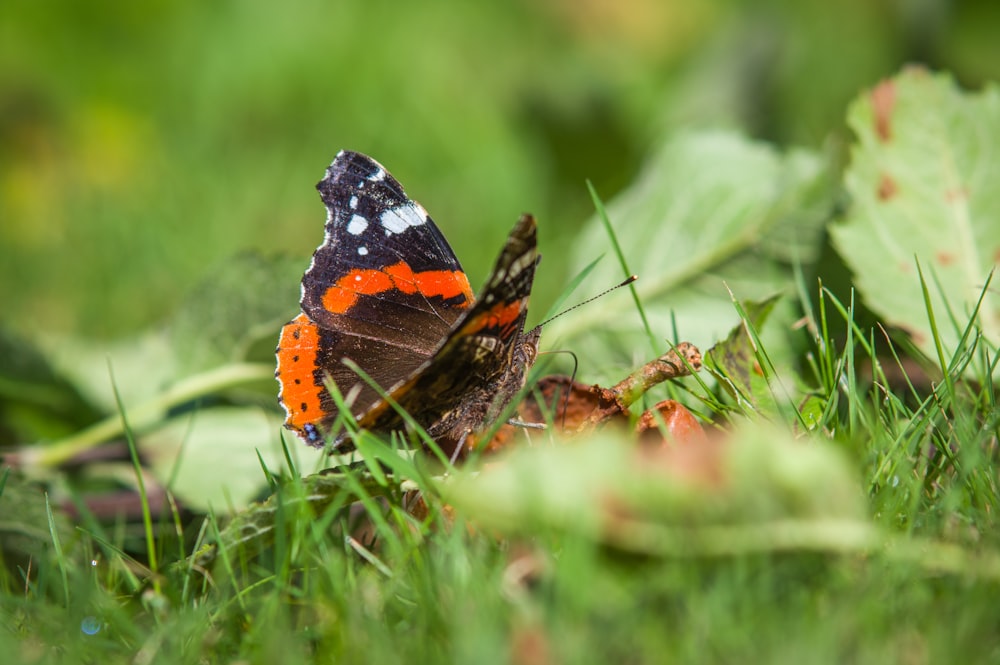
top-left (275, 151), bottom-right (540, 456)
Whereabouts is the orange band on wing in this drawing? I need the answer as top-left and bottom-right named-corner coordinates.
top-left (276, 313), bottom-right (325, 434)
top-left (461, 301), bottom-right (524, 336)
top-left (321, 261), bottom-right (474, 315)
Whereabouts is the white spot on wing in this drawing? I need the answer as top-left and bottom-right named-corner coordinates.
top-left (358, 246), bottom-right (368, 255)
top-left (346, 215), bottom-right (369, 235)
top-left (380, 203), bottom-right (428, 235)
top-left (349, 195), bottom-right (359, 209)
top-left (372, 168), bottom-right (386, 182)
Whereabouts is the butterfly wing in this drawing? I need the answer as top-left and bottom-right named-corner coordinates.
top-left (354, 214), bottom-right (541, 454)
top-left (276, 151), bottom-right (475, 445)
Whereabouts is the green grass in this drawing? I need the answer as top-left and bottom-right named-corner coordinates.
top-left (4, 6), bottom-right (1000, 661)
top-left (3, 277), bottom-right (1000, 664)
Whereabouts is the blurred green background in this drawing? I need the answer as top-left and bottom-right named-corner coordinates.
top-left (2, 0), bottom-right (998, 340)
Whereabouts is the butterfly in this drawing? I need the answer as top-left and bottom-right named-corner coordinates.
top-left (275, 150), bottom-right (540, 456)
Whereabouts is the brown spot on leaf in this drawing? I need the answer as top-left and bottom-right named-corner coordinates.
top-left (510, 620), bottom-right (552, 665)
top-left (871, 79), bottom-right (896, 143)
top-left (877, 173), bottom-right (898, 201)
top-left (936, 251), bottom-right (955, 266)
top-left (945, 187), bottom-right (969, 203)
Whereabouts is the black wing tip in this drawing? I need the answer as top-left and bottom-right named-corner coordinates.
top-left (510, 213), bottom-right (538, 246)
top-left (315, 150), bottom-right (400, 198)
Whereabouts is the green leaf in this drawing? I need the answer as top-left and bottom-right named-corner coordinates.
top-left (705, 293), bottom-right (781, 411)
top-left (141, 407), bottom-right (321, 513)
top-left (546, 130), bottom-right (833, 382)
top-left (830, 69), bottom-right (1000, 365)
top-left (443, 425), bottom-right (871, 556)
top-left (37, 330), bottom-right (177, 424)
top-left (0, 328), bottom-right (103, 443)
top-left (169, 253), bottom-right (304, 374)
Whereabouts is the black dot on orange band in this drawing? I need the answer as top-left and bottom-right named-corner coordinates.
top-left (292, 355), bottom-right (300, 362)
top-left (301, 402), bottom-right (308, 412)
top-left (292, 328), bottom-right (301, 340)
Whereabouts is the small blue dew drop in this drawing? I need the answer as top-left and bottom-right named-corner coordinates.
top-left (81, 616), bottom-right (101, 635)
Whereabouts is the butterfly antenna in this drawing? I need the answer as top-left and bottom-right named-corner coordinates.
top-left (537, 275), bottom-right (637, 329)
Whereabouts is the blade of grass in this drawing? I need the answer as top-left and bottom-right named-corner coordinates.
top-left (278, 427), bottom-right (300, 478)
top-left (339, 359), bottom-right (453, 468)
top-left (255, 449), bottom-right (279, 494)
top-left (44, 493), bottom-right (69, 607)
top-left (346, 536), bottom-right (393, 578)
top-left (586, 180), bottom-right (659, 355)
top-left (916, 258), bottom-right (957, 401)
top-left (205, 507), bottom-right (248, 611)
top-left (107, 360), bottom-right (161, 594)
